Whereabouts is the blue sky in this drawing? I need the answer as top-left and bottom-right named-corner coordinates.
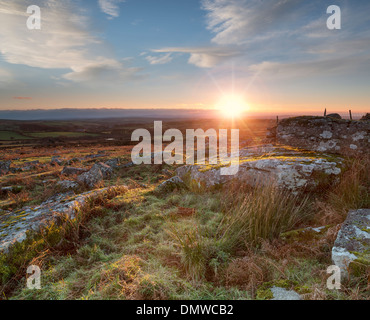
top-left (0, 0), bottom-right (369, 114)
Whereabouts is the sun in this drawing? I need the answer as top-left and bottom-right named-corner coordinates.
top-left (216, 94), bottom-right (248, 118)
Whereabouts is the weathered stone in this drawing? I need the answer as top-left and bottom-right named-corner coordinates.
top-left (51, 156), bottom-right (64, 166)
top-left (61, 166), bottom-right (88, 176)
top-left (360, 113), bottom-right (370, 121)
top-left (77, 166), bottom-right (104, 188)
top-left (105, 158), bottom-right (120, 169)
top-left (156, 176), bottom-right (185, 192)
top-left (332, 209), bottom-right (370, 277)
top-left (176, 145), bottom-right (342, 193)
top-left (270, 287), bottom-right (302, 300)
top-left (56, 180), bottom-right (80, 191)
top-left (92, 162), bottom-right (113, 179)
top-left (0, 186), bottom-right (126, 253)
top-left (0, 186), bottom-right (23, 194)
top-left (274, 116), bottom-right (369, 156)
top-left (0, 160), bottom-right (11, 175)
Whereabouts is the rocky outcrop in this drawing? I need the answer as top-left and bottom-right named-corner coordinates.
top-left (274, 116), bottom-right (369, 156)
top-left (0, 160), bottom-right (11, 175)
top-left (332, 209), bottom-right (370, 277)
top-left (176, 145), bottom-right (343, 193)
top-left (0, 186), bottom-right (127, 253)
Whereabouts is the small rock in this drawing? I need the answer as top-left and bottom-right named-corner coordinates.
top-left (77, 166), bottom-right (104, 188)
top-left (156, 176), bottom-right (185, 192)
top-left (51, 156), bottom-right (63, 166)
top-left (61, 166), bottom-right (88, 176)
top-left (56, 180), bottom-right (79, 191)
top-left (105, 158), bottom-right (120, 169)
top-left (270, 287), bottom-right (302, 300)
top-left (0, 160), bottom-right (11, 175)
top-left (360, 113), bottom-right (370, 121)
top-left (92, 162), bottom-right (113, 179)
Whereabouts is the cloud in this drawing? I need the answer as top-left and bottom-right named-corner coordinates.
top-left (0, 0), bottom-right (140, 83)
top-left (98, 0), bottom-right (125, 19)
top-left (201, 0), bottom-right (305, 45)
top-left (145, 53), bottom-right (173, 65)
top-left (63, 59), bottom-right (143, 83)
top-left (152, 47), bottom-right (240, 68)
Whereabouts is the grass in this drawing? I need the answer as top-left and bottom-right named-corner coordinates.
top-left (27, 132), bottom-right (99, 138)
top-left (0, 144), bottom-right (369, 300)
top-left (0, 131), bottom-right (33, 141)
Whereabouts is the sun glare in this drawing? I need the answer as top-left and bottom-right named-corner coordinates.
top-left (217, 95), bottom-right (248, 118)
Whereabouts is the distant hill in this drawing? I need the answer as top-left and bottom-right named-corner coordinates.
top-left (0, 108), bottom-right (220, 121)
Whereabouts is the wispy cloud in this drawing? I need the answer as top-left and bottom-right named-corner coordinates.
top-left (98, 0), bottom-right (125, 19)
top-left (152, 47), bottom-right (240, 68)
top-left (145, 53), bottom-right (173, 65)
top-left (0, 0), bottom-right (141, 83)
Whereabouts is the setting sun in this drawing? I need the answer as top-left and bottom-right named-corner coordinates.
top-left (217, 95), bottom-right (249, 118)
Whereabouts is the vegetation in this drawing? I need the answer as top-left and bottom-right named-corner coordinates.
top-left (0, 118), bottom-right (368, 300)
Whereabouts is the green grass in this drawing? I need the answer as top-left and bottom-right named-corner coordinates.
top-left (27, 132), bottom-right (99, 138)
top-left (0, 131), bottom-right (33, 141)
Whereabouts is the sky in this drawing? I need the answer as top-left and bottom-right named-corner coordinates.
top-left (0, 0), bottom-right (369, 115)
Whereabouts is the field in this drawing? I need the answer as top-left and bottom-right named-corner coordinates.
top-left (0, 117), bottom-right (369, 300)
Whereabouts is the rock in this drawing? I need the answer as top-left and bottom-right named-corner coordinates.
top-left (0, 186), bottom-right (127, 253)
top-left (56, 180), bottom-right (79, 191)
top-left (66, 157), bottom-right (81, 165)
top-left (0, 160), bottom-right (11, 175)
top-left (121, 162), bottom-right (134, 168)
top-left (276, 116), bottom-right (369, 156)
top-left (51, 156), bottom-right (63, 166)
top-left (326, 113), bottom-right (342, 119)
top-left (156, 176), bottom-right (185, 192)
top-left (92, 162), bottom-right (113, 179)
top-left (332, 209), bottom-right (370, 277)
top-left (0, 186), bottom-right (23, 194)
top-left (84, 154), bottom-right (106, 160)
top-left (105, 158), bottom-right (120, 169)
top-left (77, 166), bottom-right (104, 188)
top-left (61, 166), bottom-right (88, 176)
top-left (270, 287), bottom-right (302, 300)
top-left (176, 145), bottom-right (343, 193)
top-left (9, 167), bottom-right (22, 174)
top-left (162, 169), bottom-right (172, 177)
top-left (360, 113), bottom-right (370, 121)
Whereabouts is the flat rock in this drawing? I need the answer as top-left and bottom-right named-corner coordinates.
top-left (176, 145), bottom-right (343, 193)
top-left (0, 186), bottom-right (126, 253)
top-left (332, 209), bottom-right (370, 276)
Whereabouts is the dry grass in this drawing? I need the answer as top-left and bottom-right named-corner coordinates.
top-left (218, 182), bottom-right (312, 250)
